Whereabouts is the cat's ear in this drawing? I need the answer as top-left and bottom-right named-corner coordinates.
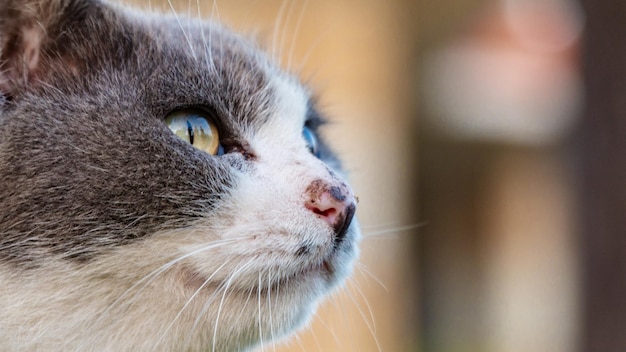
top-left (0, 0), bottom-right (71, 96)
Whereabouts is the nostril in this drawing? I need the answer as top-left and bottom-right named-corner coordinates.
top-left (309, 205), bottom-right (338, 225)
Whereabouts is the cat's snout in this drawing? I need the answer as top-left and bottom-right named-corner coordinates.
top-left (304, 180), bottom-right (356, 243)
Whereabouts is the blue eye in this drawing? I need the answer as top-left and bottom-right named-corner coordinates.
top-left (302, 126), bottom-right (319, 156)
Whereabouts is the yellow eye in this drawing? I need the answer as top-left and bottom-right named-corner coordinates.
top-left (165, 109), bottom-right (222, 155)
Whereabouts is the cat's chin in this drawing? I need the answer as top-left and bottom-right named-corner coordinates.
top-left (170, 247), bottom-right (356, 349)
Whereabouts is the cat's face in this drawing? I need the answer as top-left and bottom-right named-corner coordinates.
top-left (0, 0), bottom-right (359, 350)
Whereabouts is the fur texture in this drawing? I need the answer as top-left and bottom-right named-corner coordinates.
top-left (0, 0), bottom-right (359, 350)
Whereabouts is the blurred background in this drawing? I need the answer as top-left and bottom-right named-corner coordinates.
top-left (129, 0), bottom-right (625, 351)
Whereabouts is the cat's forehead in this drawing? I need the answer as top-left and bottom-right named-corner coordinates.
top-left (136, 13), bottom-right (311, 135)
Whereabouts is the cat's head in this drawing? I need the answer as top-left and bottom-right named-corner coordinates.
top-left (0, 0), bottom-right (359, 350)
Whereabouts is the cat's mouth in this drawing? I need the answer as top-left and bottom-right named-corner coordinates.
top-left (253, 259), bottom-right (337, 295)
top-left (263, 258), bottom-right (336, 290)
top-left (180, 257), bottom-right (337, 296)
top-left (292, 259), bottom-right (333, 281)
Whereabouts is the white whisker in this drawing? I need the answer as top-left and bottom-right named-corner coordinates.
top-left (96, 236), bottom-right (245, 325)
top-left (271, 0), bottom-right (289, 63)
top-left (296, 23), bottom-right (337, 73)
top-left (211, 258), bottom-right (255, 352)
top-left (345, 280), bottom-right (382, 352)
top-left (363, 223), bottom-right (424, 238)
top-left (350, 279), bottom-right (377, 333)
top-left (210, 0), bottom-right (221, 24)
top-left (308, 312), bottom-right (325, 352)
top-left (355, 262), bottom-right (388, 291)
top-left (198, 0), bottom-right (217, 75)
top-left (273, 269), bottom-right (282, 350)
top-left (237, 0), bottom-right (261, 32)
top-left (257, 272), bottom-right (265, 352)
top-left (184, 279), bottom-right (224, 347)
top-left (311, 307), bottom-right (342, 349)
top-left (278, 0), bottom-right (297, 69)
top-left (156, 258), bottom-right (233, 346)
top-left (292, 331), bottom-right (307, 352)
top-left (166, 0), bottom-right (197, 61)
top-left (266, 271), bottom-right (277, 352)
top-left (209, 0), bottom-right (224, 65)
top-left (286, 0), bottom-right (309, 72)
top-left (234, 284), bottom-right (256, 331)
top-left (335, 288), bottom-right (358, 349)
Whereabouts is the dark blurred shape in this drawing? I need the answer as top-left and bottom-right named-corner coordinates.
top-left (581, 1), bottom-right (626, 351)
top-left (418, 1), bottom-right (582, 351)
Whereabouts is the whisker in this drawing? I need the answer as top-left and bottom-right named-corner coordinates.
top-left (210, 0), bottom-right (221, 24)
top-left (345, 280), bottom-right (382, 352)
top-left (211, 258), bottom-right (255, 352)
top-left (156, 258), bottom-right (234, 346)
top-left (183, 279), bottom-right (224, 347)
top-left (209, 0), bottom-right (225, 64)
top-left (257, 272), bottom-right (265, 352)
top-left (271, 0), bottom-right (289, 64)
top-left (311, 306), bottom-right (342, 349)
top-left (363, 223), bottom-right (424, 238)
top-left (355, 262), bottom-right (388, 291)
top-left (308, 312), bottom-right (325, 352)
top-left (349, 279), bottom-right (377, 333)
top-left (166, 0), bottom-right (197, 61)
top-left (334, 289), bottom-right (357, 350)
top-left (267, 271), bottom-right (277, 352)
top-left (296, 22), bottom-right (337, 73)
top-left (273, 268), bottom-right (283, 347)
top-left (286, 0), bottom-right (309, 72)
top-left (96, 236), bottom-right (245, 325)
top-left (278, 0), bottom-right (297, 69)
top-left (198, 0), bottom-right (217, 76)
top-left (233, 283), bottom-right (256, 333)
top-left (237, 0), bottom-right (261, 33)
top-left (292, 332), bottom-right (307, 352)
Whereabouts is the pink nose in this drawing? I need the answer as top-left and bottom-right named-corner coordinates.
top-left (306, 190), bottom-right (345, 226)
top-left (305, 182), bottom-right (356, 242)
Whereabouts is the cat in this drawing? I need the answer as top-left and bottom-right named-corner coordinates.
top-left (0, 0), bottom-right (360, 350)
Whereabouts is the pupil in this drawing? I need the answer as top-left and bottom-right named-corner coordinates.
top-left (186, 120), bottom-right (194, 145)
